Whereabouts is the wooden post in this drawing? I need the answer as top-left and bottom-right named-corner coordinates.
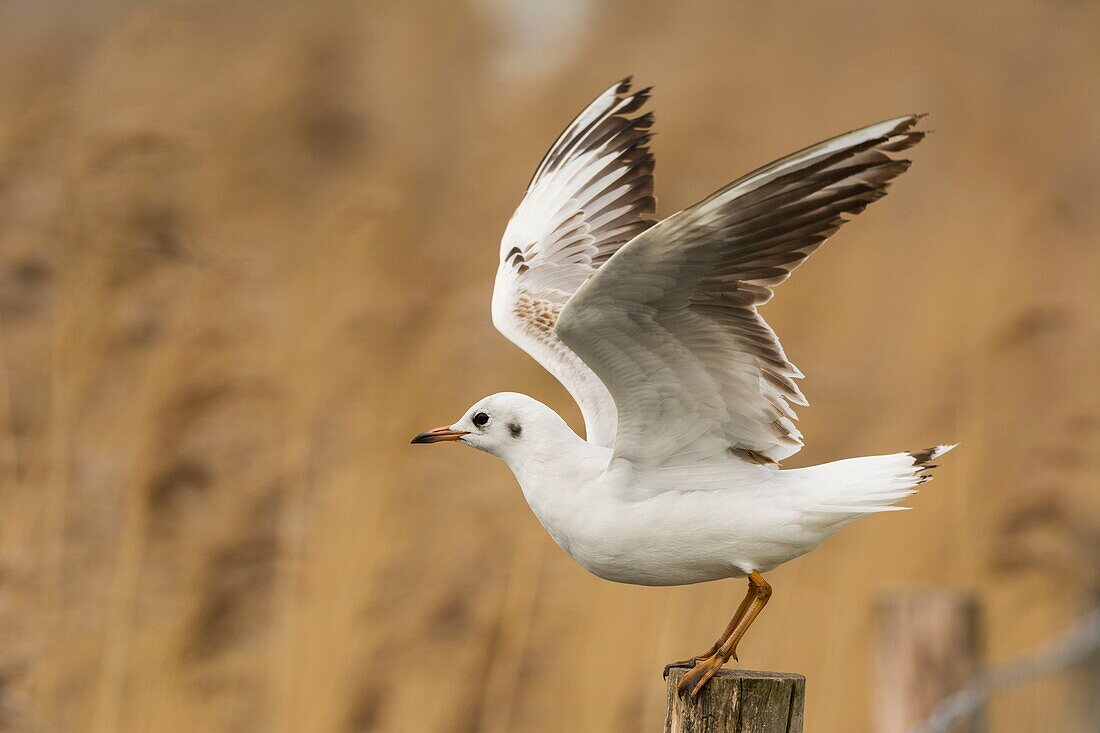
top-left (873, 590), bottom-right (981, 733)
top-left (664, 668), bottom-right (805, 733)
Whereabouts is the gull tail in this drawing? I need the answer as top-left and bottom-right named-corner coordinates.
top-left (795, 444), bottom-right (958, 517)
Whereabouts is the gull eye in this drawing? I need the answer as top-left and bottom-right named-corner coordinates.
top-left (472, 412), bottom-right (490, 428)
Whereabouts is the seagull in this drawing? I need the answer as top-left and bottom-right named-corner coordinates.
top-left (412, 78), bottom-right (955, 699)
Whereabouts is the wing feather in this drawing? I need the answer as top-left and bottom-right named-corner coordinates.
top-left (557, 115), bottom-right (926, 466)
top-left (492, 78), bottom-right (656, 446)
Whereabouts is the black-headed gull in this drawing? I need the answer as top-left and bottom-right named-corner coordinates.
top-left (412, 78), bottom-right (955, 698)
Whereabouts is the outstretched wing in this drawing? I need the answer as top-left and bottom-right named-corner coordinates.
top-left (492, 78), bottom-right (656, 447)
top-left (556, 115), bottom-right (926, 467)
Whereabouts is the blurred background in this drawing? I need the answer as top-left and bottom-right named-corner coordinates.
top-left (0, 1), bottom-right (1097, 731)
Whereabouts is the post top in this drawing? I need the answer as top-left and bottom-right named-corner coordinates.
top-left (667, 667), bottom-right (805, 683)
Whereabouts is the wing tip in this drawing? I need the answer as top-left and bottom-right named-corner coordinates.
top-left (879, 113), bottom-right (931, 153)
top-left (607, 76), bottom-right (654, 111)
top-left (611, 76), bottom-right (634, 97)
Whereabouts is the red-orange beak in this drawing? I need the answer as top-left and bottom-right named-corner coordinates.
top-left (410, 426), bottom-right (469, 444)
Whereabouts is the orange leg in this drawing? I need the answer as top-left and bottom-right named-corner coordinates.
top-left (677, 571), bottom-right (772, 700)
top-left (662, 583), bottom-right (756, 678)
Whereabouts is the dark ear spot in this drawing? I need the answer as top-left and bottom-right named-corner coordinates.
top-left (508, 422), bottom-right (522, 439)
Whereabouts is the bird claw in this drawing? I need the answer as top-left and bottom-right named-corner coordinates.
top-left (663, 644), bottom-right (721, 679)
top-left (662, 657), bottom-right (702, 679)
top-left (674, 647), bottom-right (739, 699)
top-left (676, 656), bottom-right (721, 699)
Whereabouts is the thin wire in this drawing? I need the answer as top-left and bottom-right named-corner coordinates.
top-left (912, 607), bottom-right (1100, 733)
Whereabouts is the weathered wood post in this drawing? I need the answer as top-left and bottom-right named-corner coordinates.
top-left (664, 668), bottom-right (805, 732)
top-left (873, 590), bottom-right (981, 733)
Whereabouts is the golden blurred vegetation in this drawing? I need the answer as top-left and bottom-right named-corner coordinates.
top-left (0, 1), bottom-right (1097, 731)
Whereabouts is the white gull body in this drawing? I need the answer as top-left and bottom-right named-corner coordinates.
top-left (445, 392), bottom-right (952, 586)
top-left (414, 78), bottom-right (954, 588)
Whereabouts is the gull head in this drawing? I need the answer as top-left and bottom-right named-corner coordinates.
top-left (411, 392), bottom-right (574, 461)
